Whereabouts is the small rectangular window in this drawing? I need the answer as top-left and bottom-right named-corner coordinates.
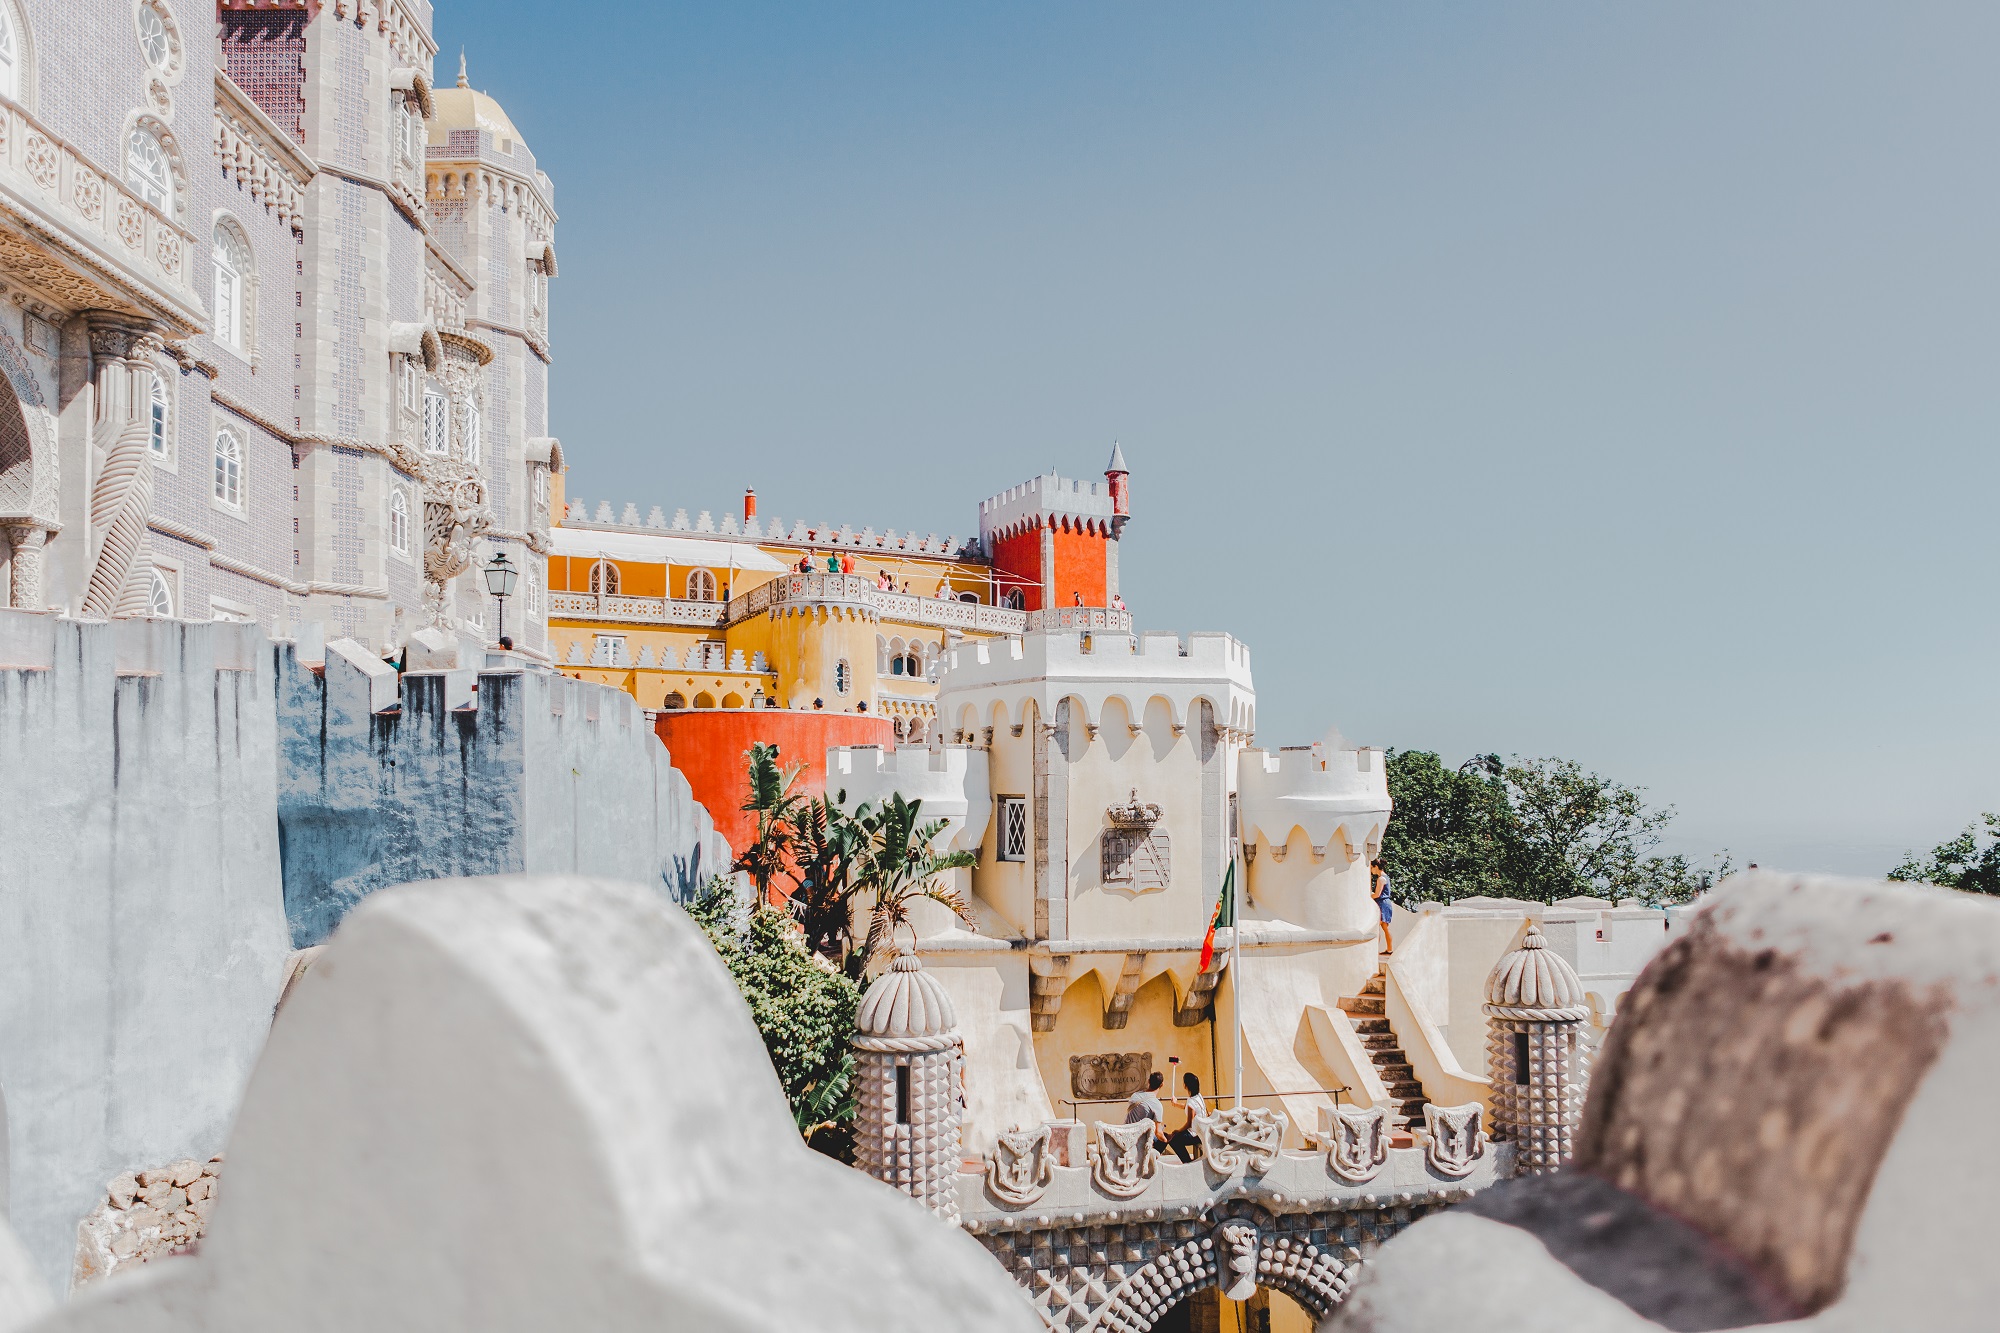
top-left (423, 389), bottom-right (448, 455)
top-left (997, 796), bottom-right (1028, 862)
top-left (1513, 1031), bottom-right (1530, 1086)
top-left (894, 1063), bottom-right (911, 1126)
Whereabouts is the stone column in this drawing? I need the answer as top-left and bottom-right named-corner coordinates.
top-left (1037, 519), bottom-right (1055, 610)
top-left (1483, 925), bottom-right (1589, 1175)
top-left (81, 321), bottom-right (164, 619)
top-left (853, 950), bottom-right (964, 1223)
top-left (3, 522), bottom-right (49, 609)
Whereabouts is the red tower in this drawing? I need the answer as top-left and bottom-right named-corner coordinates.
top-left (978, 449), bottom-right (1131, 612)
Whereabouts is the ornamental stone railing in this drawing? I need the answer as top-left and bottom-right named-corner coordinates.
top-left (725, 573), bottom-right (1030, 634)
top-left (1024, 606), bottom-right (1133, 634)
top-left (547, 590), bottom-right (726, 627)
top-left (0, 100), bottom-right (205, 330)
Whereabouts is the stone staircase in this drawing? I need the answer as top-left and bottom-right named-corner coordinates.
top-left (1337, 973), bottom-right (1429, 1132)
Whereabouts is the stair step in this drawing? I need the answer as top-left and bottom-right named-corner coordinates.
top-left (1338, 997), bottom-right (1386, 1016)
top-left (1359, 1035), bottom-right (1398, 1051)
top-left (1358, 975), bottom-right (1386, 997)
top-left (1372, 1061), bottom-right (1414, 1078)
top-left (1385, 1081), bottom-right (1426, 1098)
top-left (1352, 1017), bottom-right (1391, 1035)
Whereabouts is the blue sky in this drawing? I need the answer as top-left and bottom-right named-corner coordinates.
top-left (458, 3), bottom-right (1999, 876)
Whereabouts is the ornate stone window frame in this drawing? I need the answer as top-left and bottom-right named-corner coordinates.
top-left (0, 0), bottom-right (39, 111)
top-left (131, 0), bottom-right (184, 85)
top-left (122, 113), bottom-right (186, 222)
top-left (388, 486), bottom-right (412, 560)
top-left (210, 213), bottom-right (255, 364)
top-left (209, 423), bottom-right (245, 516)
top-left (146, 366), bottom-right (176, 470)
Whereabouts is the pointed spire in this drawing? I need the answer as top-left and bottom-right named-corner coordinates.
top-left (457, 49), bottom-right (469, 89)
top-left (1106, 441), bottom-right (1128, 474)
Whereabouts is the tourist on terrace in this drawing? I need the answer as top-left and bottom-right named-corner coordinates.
top-left (935, 580), bottom-right (952, 598)
top-left (840, 553), bottom-right (855, 574)
top-left (1073, 590), bottom-right (1084, 606)
top-left (826, 552), bottom-right (841, 573)
top-left (1112, 593), bottom-right (1127, 613)
top-left (1123, 1071), bottom-right (1170, 1148)
top-left (798, 552), bottom-right (814, 574)
top-left (1168, 1071), bottom-right (1206, 1163)
top-left (1372, 859), bottom-right (1394, 954)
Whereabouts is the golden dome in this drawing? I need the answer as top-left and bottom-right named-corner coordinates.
top-left (430, 53), bottom-right (524, 150)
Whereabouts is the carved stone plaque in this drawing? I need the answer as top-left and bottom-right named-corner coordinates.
top-left (1102, 827), bottom-right (1170, 891)
top-left (1070, 1051), bottom-right (1152, 1101)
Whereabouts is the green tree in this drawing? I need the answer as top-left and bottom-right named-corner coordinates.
top-left (787, 791), bottom-right (871, 963)
top-left (1380, 750), bottom-right (1513, 902)
top-left (731, 743), bottom-right (803, 903)
top-left (685, 876), bottom-right (861, 1161)
top-left (1889, 814), bottom-right (2000, 895)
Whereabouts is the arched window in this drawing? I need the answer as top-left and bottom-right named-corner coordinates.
top-left (125, 126), bottom-right (172, 212)
top-left (463, 401), bottom-right (482, 466)
top-left (212, 223), bottom-right (251, 352)
top-left (146, 567), bottom-right (174, 618)
top-left (834, 659), bottom-right (852, 696)
top-left (0, 4), bottom-right (21, 103)
top-left (212, 428), bottom-right (242, 507)
top-left (390, 489), bottom-right (410, 554)
top-left (422, 388), bottom-right (448, 454)
top-left (685, 568), bottom-right (716, 601)
top-left (663, 691), bottom-right (686, 710)
top-left (147, 373), bottom-right (169, 457)
top-left (534, 466), bottom-right (548, 508)
top-left (589, 559), bottom-right (618, 595)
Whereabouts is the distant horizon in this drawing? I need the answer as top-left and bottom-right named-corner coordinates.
top-left (462, 1), bottom-right (1999, 880)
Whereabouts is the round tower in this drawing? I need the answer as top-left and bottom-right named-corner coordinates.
top-left (1483, 925), bottom-right (1589, 1175)
top-left (1104, 442), bottom-right (1130, 517)
top-left (853, 950), bottom-right (964, 1221)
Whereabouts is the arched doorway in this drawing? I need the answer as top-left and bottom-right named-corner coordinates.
top-left (0, 340), bottom-right (52, 610)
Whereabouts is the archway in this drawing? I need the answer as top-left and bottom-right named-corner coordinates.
top-left (0, 344), bottom-right (50, 610)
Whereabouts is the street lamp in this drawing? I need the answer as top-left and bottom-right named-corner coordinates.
top-left (484, 550), bottom-right (519, 646)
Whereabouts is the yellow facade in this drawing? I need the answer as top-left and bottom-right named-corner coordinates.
top-left (543, 477), bottom-right (1027, 738)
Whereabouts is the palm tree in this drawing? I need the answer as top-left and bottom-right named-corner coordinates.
top-left (731, 742), bottom-right (803, 904)
top-left (787, 791), bottom-right (871, 962)
top-left (855, 793), bottom-right (978, 964)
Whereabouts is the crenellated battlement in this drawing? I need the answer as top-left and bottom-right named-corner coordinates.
top-left (562, 501), bottom-right (974, 559)
top-left (826, 743), bottom-right (992, 854)
top-left (1236, 730), bottom-right (1393, 859)
top-left (977, 471), bottom-right (1120, 544)
top-left (936, 628), bottom-right (1255, 736)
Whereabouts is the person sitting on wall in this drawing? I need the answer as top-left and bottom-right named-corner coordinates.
top-left (798, 552), bottom-right (814, 574)
top-left (1124, 1071), bottom-right (1171, 1149)
top-left (1167, 1070), bottom-right (1206, 1163)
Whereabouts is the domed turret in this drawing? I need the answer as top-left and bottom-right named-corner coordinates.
top-left (431, 53), bottom-right (528, 152)
top-left (1484, 925), bottom-right (1591, 1176)
top-left (852, 951), bottom-right (963, 1220)
top-left (856, 950), bottom-right (958, 1039)
top-left (1485, 927), bottom-right (1588, 1014)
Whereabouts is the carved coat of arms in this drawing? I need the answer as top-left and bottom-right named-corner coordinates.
top-left (1326, 1104), bottom-right (1390, 1183)
top-left (1423, 1102), bottom-right (1486, 1179)
top-left (1089, 1120), bottom-right (1158, 1199)
top-left (984, 1124), bottom-right (1054, 1206)
top-left (1196, 1106), bottom-right (1287, 1175)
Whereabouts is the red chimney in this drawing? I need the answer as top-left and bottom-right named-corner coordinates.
top-left (744, 487), bottom-right (757, 521)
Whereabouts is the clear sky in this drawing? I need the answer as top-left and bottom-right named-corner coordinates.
top-left (458, 2), bottom-right (1998, 877)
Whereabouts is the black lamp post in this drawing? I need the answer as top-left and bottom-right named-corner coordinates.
top-left (484, 550), bottom-right (519, 645)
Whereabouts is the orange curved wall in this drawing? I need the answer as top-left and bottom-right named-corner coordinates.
top-left (653, 710), bottom-right (896, 863)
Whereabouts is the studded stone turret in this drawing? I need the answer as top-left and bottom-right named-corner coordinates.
top-left (853, 950), bottom-right (965, 1221)
top-left (1483, 926), bottom-right (1590, 1175)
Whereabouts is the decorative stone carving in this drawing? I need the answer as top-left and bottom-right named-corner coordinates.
top-left (154, 228), bottom-right (181, 275)
top-left (81, 328), bottom-right (165, 619)
top-left (852, 950), bottom-right (965, 1223)
top-left (71, 170), bottom-right (104, 221)
top-left (1089, 1119), bottom-right (1158, 1199)
top-left (1216, 1220), bottom-right (1260, 1301)
top-left (4, 523), bottom-right (48, 610)
top-left (422, 467), bottom-right (492, 626)
top-left (1068, 1050), bottom-right (1151, 1101)
top-left (1484, 925), bottom-right (1590, 1176)
top-left (1326, 1103), bottom-right (1390, 1183)
top-left (116, 198), bottom-right (144, 250)
top-left (1196, 1105), bottom-right (1287, 1175)
top-left (1422, 1102), bottom-right (1486, 1179)
top-left (984, 1124), bottom-right (1054, 1206)
top-left (22, 133), bottom-right (55, 191)
top-left (1102, 789), bottom-right (1170, 892)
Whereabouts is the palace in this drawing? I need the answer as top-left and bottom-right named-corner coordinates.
top-left (0, 0), bottom-right (558, 657)
top-left (548, 450), bottom-right (1134, 848)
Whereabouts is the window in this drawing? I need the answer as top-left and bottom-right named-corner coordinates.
top-left (685, 568), bottom-right (716, 602)
top-left (390, 489), bottom-right (410, 554)
top-left (526, 567), bottom-right (541, 614)
top-left (997, 797), bottom-right (1028, 862)
top-left (588, 559), bottom-right (618, 595)
top-left (125, 127), bottom-right (172, 212)
top-left (422, 388), bottom-right (448, 454)
top-left (212, 428), bottom-right (242, 507)
top-left (401, 105), bottom-right (425, 166)
top-left (135, 4), bottom-right (170, 71)
top-left (146, 566), bottom-right (175, 619)
top-left (0, 5), bottom-right (19, 103)
top-left (212, 223), bottom-right (250, 352)
top-left (1512, 1031), bottom-right (1530, 1087)
top-left (834, 659), bottom-right (851, 695)
top-left (592, 635), bottom-right (628, 667)
top-left (534, 466), bottom-right (548, 508)
top-left (400, 358), bottom-right (419, 412)
top-left (463, 401), bottom-right (481, 466)
top-left (147, 373), bottom-right (169, 457)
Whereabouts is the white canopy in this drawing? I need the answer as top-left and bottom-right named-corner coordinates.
top-left (549, 526), bottom-right (790, 572)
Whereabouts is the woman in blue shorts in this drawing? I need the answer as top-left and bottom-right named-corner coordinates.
top-left (1371, 859), bottom-right (1394, 954)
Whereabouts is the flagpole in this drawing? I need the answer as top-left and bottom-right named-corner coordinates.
top-left (1232, 846), bottom-right (1243, 1109)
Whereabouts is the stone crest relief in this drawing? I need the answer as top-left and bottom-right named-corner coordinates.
top-left (1325, 1103), bottom-right (1389, 1183)
top-left (1195, 1106), bottom-right (1287, 1175)
top-left (1102, 790), bottom-right (1170, 893)
top-left (1089, 1120), bottom-right (1157, 1199)
top-left (1422, 1102), bottom-right (1486, 1179)
top-left (984, 1124), bottom-right (1054, 1207)
top-left (1069, 1051), bottom-right (1151, 1101)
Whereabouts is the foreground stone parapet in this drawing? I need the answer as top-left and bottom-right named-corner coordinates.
top-left (1331, 871), bottom-right (2000, 1332)
top-left (16, 875), bottom-right (1036, 1333)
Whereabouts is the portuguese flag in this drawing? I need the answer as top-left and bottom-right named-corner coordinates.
top-left (1199, 859), bottom-right (1236, 973)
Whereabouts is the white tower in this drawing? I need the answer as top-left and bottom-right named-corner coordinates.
top-left (853, 950), bottom-right (964, 1221)
top-left (1484, 926), bottom-right (1590, 1175)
